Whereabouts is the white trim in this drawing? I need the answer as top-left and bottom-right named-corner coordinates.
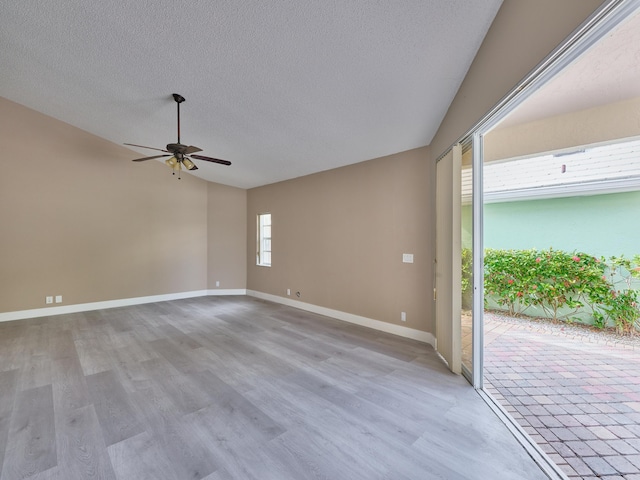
top-left (472, 132), bottom-right (484, 389)
top-left (0, 289), bottom-right (247, 323)
top-left (484, 177), bottom-right (640, 204)
top-left (206, 289), bottom-right (247, 296)
top-left (246, 290), bottom-right (436, 347)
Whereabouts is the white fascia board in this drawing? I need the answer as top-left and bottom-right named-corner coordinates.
top-left (483, 176), bottom-right (640, 203)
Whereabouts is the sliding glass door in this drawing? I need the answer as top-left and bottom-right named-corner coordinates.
top-left (436, 135), bottom-right (483, 388)
top-left (435, 147), bottom-right (461, 374)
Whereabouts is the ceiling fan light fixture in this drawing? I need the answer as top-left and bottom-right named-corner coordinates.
top-left (182, 158), bottom-right (197, 170)
top-left (165, 157), bottom-right (177, 168)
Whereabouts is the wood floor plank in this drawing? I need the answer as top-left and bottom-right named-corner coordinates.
top-left (155, 324), bottom-right (203, 349)
top-left (0, 324), bottom-right (29, 373)
top-left (190, 334), bottom-right (295, 392)
top-left (268, 426), bottom-right (397, 480)
top-left (135, 406), bottom-right (219, 480)
top-left (148, 338), bottom-right (204, 374)
top-left (216, 313), bottom-right (266, 335)
top-left (15, 324), bottom-right (53, 392)
top-left (85, 370), bottom-right (144, 447)
top-left (0, 370), bottom-right (19, 476)
top-left (186, 370), bottom-right (285, 447)
top-left (54, 405), bottom-right (117, 480)
top-left (48, 329), bottom-right (77, 361)
top-left (51, 355), bottom-right (90, 415)
top-left (73, 330), bottom-right (116, 377)
top-left (17, 354), bottom-right (51, 392)
top-left (107, 432), bottom-right (179, 480)
top-left (139, 357), bottom-right (210, 415)
top-left (102, 311), bottom-right (134, 334)
top-left (286, 370), bottom-right (422, 445)
top-left (1, 385), bottom-right (56, 480)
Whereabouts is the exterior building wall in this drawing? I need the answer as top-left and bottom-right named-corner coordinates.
top-left (474, 191), bottom-right (640, 258)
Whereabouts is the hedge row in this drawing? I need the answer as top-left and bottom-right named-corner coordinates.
top-left (463, 248), bottom-right (640, 334)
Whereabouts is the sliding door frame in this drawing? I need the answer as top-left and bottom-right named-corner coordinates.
top-left (471, 132), bottom-right (484, 388)
top-left (435, 0), bottom-right (640, 389)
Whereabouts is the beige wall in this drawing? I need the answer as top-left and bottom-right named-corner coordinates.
top-left (247, 147), bottom-right (434, 333)
top-left (0, 98), bottom-right (246, 313)
top-left (431, 0), bottom-right (604, 158)
top-left (207, 182), bottom-right (247, 289)
top-left (485, 96), bottom-right (640, 161)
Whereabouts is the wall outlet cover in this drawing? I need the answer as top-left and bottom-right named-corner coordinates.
top-left (402, 253), bottom-right (414, 263)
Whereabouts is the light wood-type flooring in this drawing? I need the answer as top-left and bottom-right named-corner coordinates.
top-left (0, 296), bottom-right (547, 479)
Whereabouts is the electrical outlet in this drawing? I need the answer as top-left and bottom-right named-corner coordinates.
top-left (55, 295), bottom-right (63, 304)
top-left (401, 311), bottom-right (406, 322)
top-left (216, 281), bottom-right (220, 287)
top-left (287, 289), bottom-right (291, 296)
top-left (46, 296), bottom-right (53, 304)
top-left (402, 253), bottom-right (414, 263)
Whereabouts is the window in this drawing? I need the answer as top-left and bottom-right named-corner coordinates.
top-left (257, 213), bottom-right (271, 266)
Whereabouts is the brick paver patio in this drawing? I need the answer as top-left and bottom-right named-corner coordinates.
top-left (482, 313), bottom-right (640, 479)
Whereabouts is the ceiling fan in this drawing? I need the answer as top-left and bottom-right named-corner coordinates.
top-left (125, 93), bottom-right (231, 179)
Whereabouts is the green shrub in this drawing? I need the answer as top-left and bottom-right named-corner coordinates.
top-left (484, 249), bottom-right (536, 316)
top-left (461, 248), bottom-right (473, 310)
top-left (599, 255), bottom-right (640, 334)
top-left (483, 248), bottom-right (640, 333)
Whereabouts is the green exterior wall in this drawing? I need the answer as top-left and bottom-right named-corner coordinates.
top-left (479, 191), bottom-right (640, 258)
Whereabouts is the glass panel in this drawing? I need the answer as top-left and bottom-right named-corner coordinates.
top-left (461, 145), bottom-right (473, 378)
top-left (257, 213), bottom-right (272, 266)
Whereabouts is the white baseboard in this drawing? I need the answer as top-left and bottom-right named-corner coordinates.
top-left (0, 289), bottom-right (435, 350)
top-left (0, 289), bottom-right (247, 323)
top-left (246, 290), bottom-right (435, 347)
top-left (207, 289), bottom-right (247, 296)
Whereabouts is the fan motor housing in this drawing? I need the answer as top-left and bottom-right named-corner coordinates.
top-left (166, 143), bottom-right (187, 154)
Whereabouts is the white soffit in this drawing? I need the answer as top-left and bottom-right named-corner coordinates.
top-left (499, 8), bottom-right (640, 128)
top-left (0, 0), bottom-right (502, 188)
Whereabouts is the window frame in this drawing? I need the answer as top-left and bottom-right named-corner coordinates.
top-left (257, 213), bottom-right (272, 267)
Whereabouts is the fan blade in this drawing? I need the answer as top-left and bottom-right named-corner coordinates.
top-left (190, 154), bottom-right (232, 166)
top-left (184, 145), bottom-right (203, 154)
top-left (124, 143), bottom-right (169, 153)
top-left (132, 154), bottom-right (171, 162)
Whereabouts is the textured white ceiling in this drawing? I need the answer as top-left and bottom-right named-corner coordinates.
top-left (0, 0), bottom-right (502, 188)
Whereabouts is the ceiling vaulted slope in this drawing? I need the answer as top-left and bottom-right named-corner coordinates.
top-left (0, 0), bottom-right (502, 188)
